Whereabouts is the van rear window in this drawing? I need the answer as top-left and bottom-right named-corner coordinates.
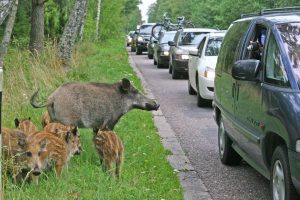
top-left (217, 21), bottom-right (250, 74)
top-left (277, 23), bottom-right (300, 84)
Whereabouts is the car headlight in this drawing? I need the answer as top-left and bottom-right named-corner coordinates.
top-left (204, 67), bottom-right (215, 79)
top-left (160, 51), bottom-right (169, 56)
top-left (296, 140), bottom-right (300, 153)
top-left (175, 54), bottom-right (189, 60)
top-left (137, 36), bottom-right (144, 42)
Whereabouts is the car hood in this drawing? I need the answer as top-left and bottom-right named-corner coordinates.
top-left (159, 43), bottom-right (170, 51)
top-left (201, 56), bottom-right (218, 69)
top-left (176, 45), bottom-right (198, 54)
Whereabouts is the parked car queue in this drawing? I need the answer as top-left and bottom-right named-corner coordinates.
top-left (127, 7), bottom-right (300, 200)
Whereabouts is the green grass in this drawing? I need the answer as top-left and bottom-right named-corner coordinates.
top-left (2, 39), bottom-right (183, 200)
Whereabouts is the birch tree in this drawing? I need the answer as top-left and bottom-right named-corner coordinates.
top-left (58, 0), bottom-right (87, 68)
top-left (0, 0), bottom-right (13, 25)
top-left (0, 0), bottom-right (18, 197)
top-left (95, 0), bottom-right (101, 40)
top-left (78, 1), bottom-right (87, 41)
top-left (29, 0), bottom-right (46, 54)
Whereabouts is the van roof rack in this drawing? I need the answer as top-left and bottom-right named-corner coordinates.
top-left (241, 6), bottom-right (300, 18)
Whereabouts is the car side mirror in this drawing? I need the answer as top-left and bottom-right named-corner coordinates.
top-left (189, 50), bottom-right (198, 56)
top-left (134, 31), bottom-right (138, 34)
top-left (232, 60), bottom-right (260, 81)
top-left (168, 41), bottom-right (176, 46)
top-left (153, 40), bottom-right (158, 44)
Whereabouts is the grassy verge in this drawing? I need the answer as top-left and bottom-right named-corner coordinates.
top-left (2, 39), bottom-right (183, 200)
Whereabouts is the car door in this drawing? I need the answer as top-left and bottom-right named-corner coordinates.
top-left (189, 37), bottom-right (206, 90)
top-left (233, 23), bottom-right (269, 170)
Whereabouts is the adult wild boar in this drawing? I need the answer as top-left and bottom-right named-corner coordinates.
top-left (30, 78), bottom-right (159, 130)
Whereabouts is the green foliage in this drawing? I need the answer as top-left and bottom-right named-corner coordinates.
top-left (148, 0), bottom-right (300, 29)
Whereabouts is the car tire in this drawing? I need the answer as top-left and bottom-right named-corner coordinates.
top-left (148, 54), bottom-right (153, 59)
top-left (154, 59), bottom-right (157, 65)
top-left (131, 46), bottom-right (135, 52)
top-left (188, 80), bottom-right (196, 95)
top-left (218, 116), bottom-right (242, 165)
top-left (169, 63), bottom-right (172, 74)
top-left (172, 66), bottom-right (179, 79)
top-left (136, 48), bottom-right (142, 55)
top-left (196, 81), bottom-right (211, 107)
top-left (270, 145), bottom-right (299, 200)
top-left (157, 58), bottom-right (163, 68)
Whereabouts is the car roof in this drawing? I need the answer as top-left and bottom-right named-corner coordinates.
top-left (235, 12), bottom-right (300, 25)
top-left (141, 23), bottom-right (156, 26)
top-left (207, 32), bottom-right (226, 38)
top-left (181, 28), bottom-right (218, 33)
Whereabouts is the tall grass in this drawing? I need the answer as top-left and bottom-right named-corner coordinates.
top-left (2, 39), bottom-right (183, 200)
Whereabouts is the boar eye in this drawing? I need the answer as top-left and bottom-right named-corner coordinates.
top-left (27, 152), bottom-right (32, 157)
top-left (38, 151), bottom-right (42, 156)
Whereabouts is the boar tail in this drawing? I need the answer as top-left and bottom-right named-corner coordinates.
top-left (30, 90), bottom-right (48, 108)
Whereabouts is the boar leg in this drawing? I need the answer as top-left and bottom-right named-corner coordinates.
top-left (104, 159), bottom-right (113, 176)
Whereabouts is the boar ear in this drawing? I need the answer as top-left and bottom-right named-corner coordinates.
top-left (39, 138), bottom-right (48, 151)
top-left (15, 118), bottom-right (20, 128)
top-left (65, 131), bottom-right (71, 143)
top-left (120, 78), bottom-right (131, 92)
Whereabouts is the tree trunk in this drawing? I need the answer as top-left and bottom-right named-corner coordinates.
top-left (29, 0), bottom-right (45, 55)
top-left (58, 0), bottom-right (87, 68)
top-left (0, 0), bottom-right (13, 25)
top-left (78, 1), bottom-right (87, 41)
top-left (95, 0), bottom-right (101, 40)
top-left (0, 0), bottom-right (18, 197)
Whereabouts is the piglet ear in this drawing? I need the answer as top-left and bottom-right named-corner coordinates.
top-left (71, 126), bottom-right (78, 136)
top-left (15, 118), bottom-right (20, 128)
top-left (121, 78), bottom-right (131, 92)
top-left (18, 138), bottom-right (27, 148)
top-left (39, 138), bottom-right (48, 151)
top-left (65, 131), bottom-right (71, 143)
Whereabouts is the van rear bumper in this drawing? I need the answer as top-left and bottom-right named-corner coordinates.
top-left (289, 149), bottom-right (300, 194)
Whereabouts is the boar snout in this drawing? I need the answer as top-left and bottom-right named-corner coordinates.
top-left (145, 101), bottom-right (160, 111)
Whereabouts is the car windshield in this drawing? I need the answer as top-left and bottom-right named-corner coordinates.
top-left (139, 25), bottom-right (153, 35)
top-left (160, 32), bottom-right (176, 44)
top-left (179, 32), bottom-right (207, 45)
top-left (277, 23), bottom-right (300, 83)
top-left (205, 37), bottom-right (223, 56)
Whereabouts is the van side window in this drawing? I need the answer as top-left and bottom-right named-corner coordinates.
top-left (243, 25), bottom-right (267, 60)
top-left (265, 34), bottom-right (290, 87)
top-left (217, 21), bottom-right (250, 74)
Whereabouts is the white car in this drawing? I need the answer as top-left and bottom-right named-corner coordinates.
top-left (188, 32), bottom-right (225, 107)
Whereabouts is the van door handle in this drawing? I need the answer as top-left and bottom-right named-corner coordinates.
top-left (236, 84), bottom-right (240, 101)
top-left (232, 83), bottom-right (235, 98)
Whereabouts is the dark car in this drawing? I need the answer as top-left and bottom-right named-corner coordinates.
top-left (214, 7), bottom-right (300, 200)
top-left (153, 31), bottom-right (176, 68)
top-left (168, 28), bottom-right (217, 79)
top-left (133, 23), bottom-right (156, 55)
top-left (147, 36), bottom-right (157, 59)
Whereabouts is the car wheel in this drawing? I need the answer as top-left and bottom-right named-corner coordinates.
top-left (271, 145), bottom-right (299, 200)
top-left (136, 48), bottom-right (142, 55)
top-left (169, 63), bottom-right (172, 74)
top-left (218, 116), bottom-right (242, 165)
top-left (154, 58), bottom-right (157, 65)
top-left (188, 80), bottom-right (196, 95)
top-left (148, 54), bottom-right (153, 59)
top-left (157, 58), bottom-right (163, 68)
top-left (196, 81), bottom-right (211, 107)
top-left (172, 65), bottom-right (179, 79)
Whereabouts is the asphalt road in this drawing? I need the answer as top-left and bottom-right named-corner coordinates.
top-left (129, 51), bottom-right (270, 200)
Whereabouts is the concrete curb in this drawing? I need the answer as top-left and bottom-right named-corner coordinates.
top-left (128, 54), bottom-right (213, 200)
